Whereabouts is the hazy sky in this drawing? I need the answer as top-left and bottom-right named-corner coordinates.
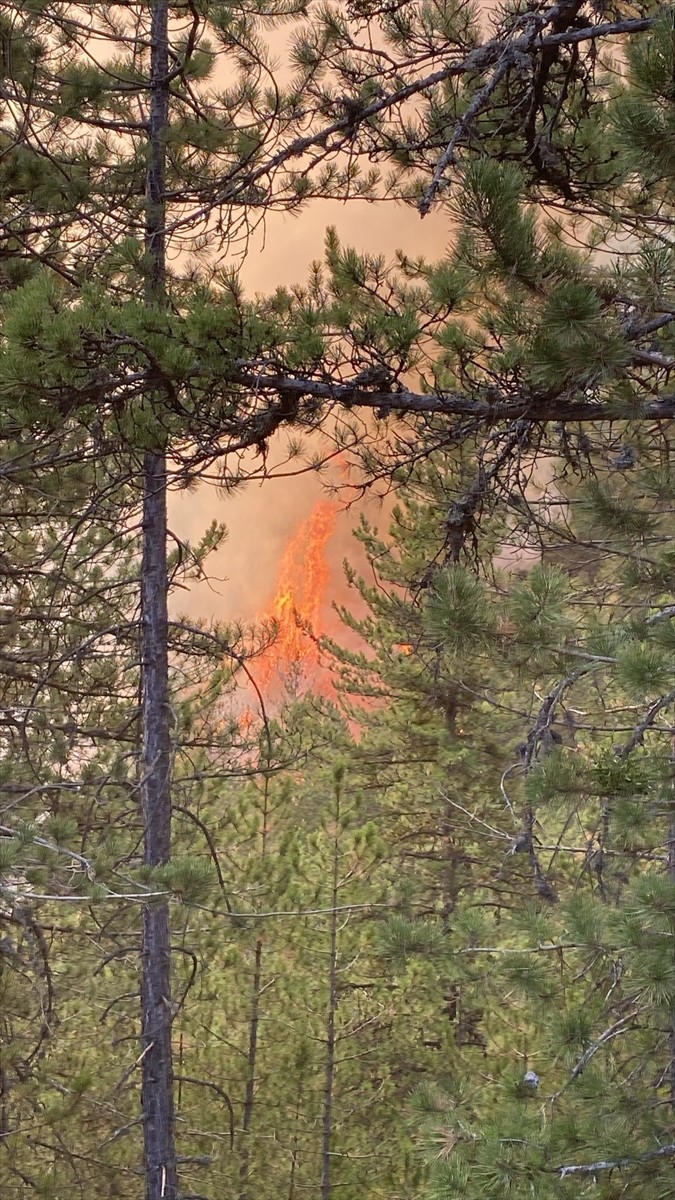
top-left (170, 197), bottom-right (450, 628)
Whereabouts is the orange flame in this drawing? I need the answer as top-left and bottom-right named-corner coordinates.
top-left (256, 499), bottom-right (338, 694)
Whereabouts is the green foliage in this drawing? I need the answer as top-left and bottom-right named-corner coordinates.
top-left (580, 480), bottom-right (657, 541)
top-left (613, 11), bottom-right (675, 183)
top-left (507, 564), bottom-right (573, 647)
top-left (154, 857), bottom-right (214, 904)
top-left (530, 282), bottom-right (630, 388)
top-left (379, 914), bottom-right (447, 965)
top-left (1, 3), bottom-right (675, 1198)
top-left (328, 372), bottom-right (675, 1199)
top-left (564, 894), bottom-right (607, 948)
top-left (458, 160), bottom-right (540, 283)
top-left (425, 565), bottom-right (496, 655)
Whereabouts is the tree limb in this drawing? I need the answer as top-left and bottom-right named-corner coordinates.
top-left (553, 1144), bottom-right (675, 1177)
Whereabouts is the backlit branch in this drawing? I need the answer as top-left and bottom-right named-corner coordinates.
top-left (173, 8), bottom-right (653, 229)
top-left (230, 370), bottom-right (675, 424)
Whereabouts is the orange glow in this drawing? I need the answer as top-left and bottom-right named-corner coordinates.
top-left (256, 499), bottom-right (338, 694)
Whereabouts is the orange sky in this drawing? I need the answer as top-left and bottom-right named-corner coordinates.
top-left (167, 0), bottom-right (468, 641)
top-left (170, 198), bottom-right (450, 631)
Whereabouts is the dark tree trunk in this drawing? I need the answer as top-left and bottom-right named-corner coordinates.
top-left (320, 796), bottom-right (340, 1200)
top-left (140, 4), bottom-right (176, 1198)
top-left (141, 452), bottom-right (176, 1200)
top-left (238, 938), bottom-right (263, 1200)
top-left (662, 768), bottom-right (667, 1113)
top-left (238, 775), bottom-right (273, 1200)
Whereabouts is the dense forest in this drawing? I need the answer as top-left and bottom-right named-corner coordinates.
top-left (0, 2), bottom-right (673, 1198)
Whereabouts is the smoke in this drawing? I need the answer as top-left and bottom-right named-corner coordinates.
top-left (169, 200), bottom-right (448, 657)
top-left (170, 433), bottom-right (385, 670)
top-left (238, 198), bottom-right (450, 294)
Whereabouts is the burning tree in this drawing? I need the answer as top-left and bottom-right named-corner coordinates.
top-left (256, 500), bottom-right (338, 698)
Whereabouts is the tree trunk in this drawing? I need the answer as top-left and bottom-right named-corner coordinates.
top-left (238, 938), bottom-right (264, 1200)
top-left (662, 748), bottom-right (667, 1104)
top-left (321, 792), bottom-right (340, 1200)
top-left (238, 774), bottom-right (273, 1200)
top-left (287, 1080), bottom-right (304, 1200)
top-left (140, 4), bottom-right (176, 1198)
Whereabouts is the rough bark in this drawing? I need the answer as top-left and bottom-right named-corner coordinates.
top-left (662, 744), bottom-right (667, 1108)
top-left (140, 4), bottom-right (177, 1198)
top-left (227, 370), bottom-right (675, 425)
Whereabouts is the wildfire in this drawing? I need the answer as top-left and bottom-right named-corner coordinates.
top-left (255, 499), bottom-right (338, 695)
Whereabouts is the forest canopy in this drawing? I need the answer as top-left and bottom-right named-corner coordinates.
top-left (0, 2), bottom-right (673, 1198)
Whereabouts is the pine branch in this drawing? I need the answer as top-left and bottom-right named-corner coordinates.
top-left (615, 689), bottom-right (675, 760)
top-left (229, 370), bottom-right (675, 424)
top-left (550, 1011), bottom-right (643, 1102)
top-left (169, 11), bottom-right (653, 230)
top-left (553, 1143), bottom-right (675, 1178)
top-left (417, 0), bottom-right (648, 213)
top-left (0, 823), bottom-right (95, 879)
top-left (419, 46), bottom-right (519, 215)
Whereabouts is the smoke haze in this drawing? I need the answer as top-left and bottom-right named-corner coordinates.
top-left (170, 199), bottom-right (449, 640)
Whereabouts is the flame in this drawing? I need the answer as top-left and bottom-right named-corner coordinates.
top-left (256, 499), bottom-right (338, 694)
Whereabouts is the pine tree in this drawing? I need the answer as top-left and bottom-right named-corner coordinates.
top-left (327, 420), bottom-right (674, 1195)
top-left (0, 443), bottom-right (143, 1193)
top-left (412, 470), bottom-right (675, 1197)
top-left (402, 18), bottom-right (675, 1192)
top-left (2, 3), bottom-right (675, 1197)
top-left (166, 701), bottom-right (432, 1199)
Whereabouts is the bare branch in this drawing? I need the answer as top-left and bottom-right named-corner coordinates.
top-left (615, 689), bottom-right (675, 760)
top-left (229, 371), bottom-right (675, 424)
top-left (552, 1144), bottom-right (675, 1178)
